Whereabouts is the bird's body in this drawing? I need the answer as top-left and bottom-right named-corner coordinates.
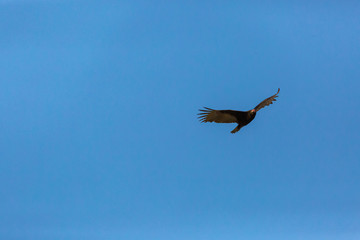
top-left (198, 88), bottom-right (280, 133)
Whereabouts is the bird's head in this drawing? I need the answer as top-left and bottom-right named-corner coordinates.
top-left (249, 109), bottom-right (256, 117)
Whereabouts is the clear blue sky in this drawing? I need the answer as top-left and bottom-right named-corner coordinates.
top-left (1, 1), bottom-right (359, 239)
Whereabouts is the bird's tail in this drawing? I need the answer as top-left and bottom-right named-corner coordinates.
top-left (231, 125), bottom-right (242, 134)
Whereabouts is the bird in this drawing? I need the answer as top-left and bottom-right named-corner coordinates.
top-left (198, 88), bottom-right (280, 134)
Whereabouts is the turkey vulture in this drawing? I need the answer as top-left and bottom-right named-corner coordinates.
top-left (198, 88), bottom-right (280, 134)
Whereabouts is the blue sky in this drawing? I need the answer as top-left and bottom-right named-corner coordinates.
top-left (1, 1), bottom-right (359, 239)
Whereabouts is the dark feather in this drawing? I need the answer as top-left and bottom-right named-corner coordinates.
top-left (254, 88), bottom-right (280, 112)
top-left (197, 108), bottom-right (240, 123)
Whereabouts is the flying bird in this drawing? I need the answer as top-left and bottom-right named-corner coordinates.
top-left (198, 88), bottom-right (280, 134)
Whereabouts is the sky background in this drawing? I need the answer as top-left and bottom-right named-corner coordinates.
top-left (1, 1), bottom-right (360, 239)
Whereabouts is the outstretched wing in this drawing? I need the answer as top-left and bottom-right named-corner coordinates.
top-left (198, 107), bottom-right (241, 123)
top-left (254, 88), bottom-right (280, 112)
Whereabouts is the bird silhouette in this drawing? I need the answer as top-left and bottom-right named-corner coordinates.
top-left (198, 88), bottom-right (280, 133)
